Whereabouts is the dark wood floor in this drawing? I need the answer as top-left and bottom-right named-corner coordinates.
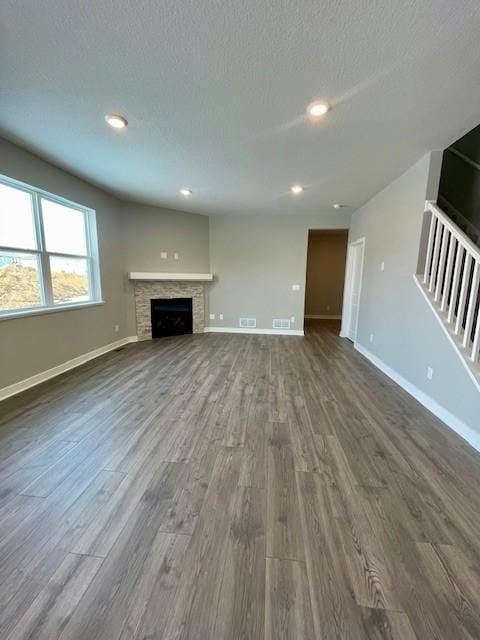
top-left (1, 321), bottom-right (480, 639)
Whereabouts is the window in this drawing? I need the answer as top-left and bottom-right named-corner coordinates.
top-left (0, 175), bottom-right (102, 316)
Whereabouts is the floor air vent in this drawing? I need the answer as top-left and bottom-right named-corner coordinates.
top-left (273, 319), bottom-right (291, 330)
top-left (239, 318), bottom-right (256, 328)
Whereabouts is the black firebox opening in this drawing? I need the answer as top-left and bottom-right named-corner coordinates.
top-left (150, 298), bottom-right (193, 338)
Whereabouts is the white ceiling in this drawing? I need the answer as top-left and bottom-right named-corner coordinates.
top-left (1, 1), bottom-right (480, 215)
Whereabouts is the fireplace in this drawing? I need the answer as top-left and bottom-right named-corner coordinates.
top-left (132, 280), bottom-right (206, 340)
top-left (150, 298), bottom-right (193, 338)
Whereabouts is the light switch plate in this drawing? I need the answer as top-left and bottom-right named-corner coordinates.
top-left (209, 313), bottom-right (215, 320)
top-left (292, 284), bottom-right (301, 291)
top-left (160, 251), bottom-right (167, 259)
top-left (174, 252), bottom-right (179, 260)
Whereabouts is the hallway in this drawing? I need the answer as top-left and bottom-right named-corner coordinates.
top-left (0, 321), bottom-right (479, 638)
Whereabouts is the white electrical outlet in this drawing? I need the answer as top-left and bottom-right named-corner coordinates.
top-left (219, 313), bottom-right (224, 320)
top-left (174, 252), bottom-right (179, 260)
top-left (160, 251), bottom-right (167, 259)
top-left (381, 261), bottom-right (385, 271)
top-left (427, 367), bottom-right (434, 380)
top-left (114, 324), bottom-right (120, 333)
top-left (292, 284), bottom-right (300, 291)
top-left (209, 313), bottom-right (215, 320)
top-left (326, 305), bottom-right (331, 311)
top-left (290, 316), bottom-right (295, 323)
top-left (369, 333), bottom-right (374, 343)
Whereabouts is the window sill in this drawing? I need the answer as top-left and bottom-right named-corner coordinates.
top-left (0, 300), bottom-right (105, 322)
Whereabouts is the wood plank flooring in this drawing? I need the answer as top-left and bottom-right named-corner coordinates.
top-left (0, 320), bottom-right (480, 639)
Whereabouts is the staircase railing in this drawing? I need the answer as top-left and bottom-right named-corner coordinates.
top-left (416, 200), bottom-right (480, 389)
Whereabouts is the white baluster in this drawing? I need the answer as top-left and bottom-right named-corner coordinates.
top-left (463, 259), bottom-right (480, 348)
top-left (447, 243), bottom-right (464, 324)
top-left (455, 253), bottom-right (473, 336)
top-left (424, 212), bottom-right (437, 285)
top-left (441, 237), bottom-right (457, 313)
top-left (429, 218), bottom-right (443, 293)
top-left (435, 228), bottom-right (450, 303)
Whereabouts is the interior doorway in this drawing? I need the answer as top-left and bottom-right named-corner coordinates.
top-left (304, 230), bottom-right (349, 331)
top-left (341, 237), bottom-right (365, 342)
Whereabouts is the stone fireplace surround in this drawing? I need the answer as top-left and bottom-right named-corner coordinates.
top-left (133, 280), bottom-right (206, 341)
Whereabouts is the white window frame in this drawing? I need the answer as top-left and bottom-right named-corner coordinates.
top-left (0, 173), bottom-right (103, 319)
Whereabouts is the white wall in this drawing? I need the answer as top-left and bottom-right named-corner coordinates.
top-left (349, 152), bottom-right (479, 439)
top-left (207, 213), bottom-right (350, 332)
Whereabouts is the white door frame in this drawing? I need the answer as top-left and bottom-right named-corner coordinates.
top-left (340, 237), bottom-right (365, 341)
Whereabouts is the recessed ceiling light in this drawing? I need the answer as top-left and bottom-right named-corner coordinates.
top-left (291, 185), bottom-right (304, 195)
top-left (307, 101), bottom-right (330, 118)
top-left (180, 188), bottom-right (192, 196)
top-left (105, 113), bottom-right (128, 129)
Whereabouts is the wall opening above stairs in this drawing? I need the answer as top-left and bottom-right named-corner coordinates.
top-left (438, 123), bottom-right (480, 247)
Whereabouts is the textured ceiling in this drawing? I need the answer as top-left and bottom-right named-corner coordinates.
top-left (1, 1), bottom-right (480, 215)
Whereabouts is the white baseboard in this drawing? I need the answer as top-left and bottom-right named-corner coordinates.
top-left (355, 342), bottom-right (480, 453)
top-left (0, 336), bottom-right (139, 403)
top-left (305, 314), bottom-right (342, 320)
top-left (204, 326), bottom-right (304, 336)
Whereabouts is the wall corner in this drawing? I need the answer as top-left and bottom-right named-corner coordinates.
top-left (425, 150), bottom-right (443, 201)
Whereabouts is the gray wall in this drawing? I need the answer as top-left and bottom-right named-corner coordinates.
top-left (0, 138), bottom-right (127, 389)
top-left (5, 134), bottom-right (477, 443)
top-left (121, 202), bottom-right (210, 335)
top-left (349, 152), bottom-right (479, 435)
top-left (208, 213), bottom-right (350, 332)
top-left (305, 231), bottom-right (348, 317)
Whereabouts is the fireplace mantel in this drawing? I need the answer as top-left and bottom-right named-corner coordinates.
top-left (128, 272), bottom-right (213, 282)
